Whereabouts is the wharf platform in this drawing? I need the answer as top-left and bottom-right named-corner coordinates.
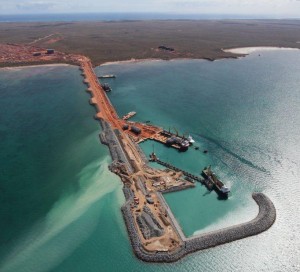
top-left (151, 158), bottom-right (215, 190)
top-left (156, 159), bottom-right (202, 182)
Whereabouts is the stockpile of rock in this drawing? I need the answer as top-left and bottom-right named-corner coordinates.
top-left (121, 202), bottom-right (186, 262)
top-left (136, 206), bottom-right (164, 239)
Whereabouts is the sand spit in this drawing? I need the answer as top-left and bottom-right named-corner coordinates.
top-left (222, 46), bottom-right (300, 55)
top-left (100, 57), bottom-right (220, 66)
top-left (100, 58), bottom-right (163, 66)
top-left (0, 63), bottom-right (73, 70)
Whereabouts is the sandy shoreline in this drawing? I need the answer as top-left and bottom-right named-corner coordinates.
top-left (100, 58), bottom-right (163, 66)
top-left (222, 46), bottom-right (300, 55)
top-left (99, 47), bottom-right (300, 66)
top-left (100, 57), bottom-right (218, 66)
top-left (0, 63), bottom-right (73, 70)
top-left (2, 46), bottom-right (299, 70)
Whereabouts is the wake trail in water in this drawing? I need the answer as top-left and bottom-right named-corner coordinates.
top-left (196, 133), bottom-right (268, 173)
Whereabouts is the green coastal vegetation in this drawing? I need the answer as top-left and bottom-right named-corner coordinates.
top-left (0, 20), bottom-right (300, 65)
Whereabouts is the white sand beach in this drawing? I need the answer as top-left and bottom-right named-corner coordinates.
top-left (222, 46), bottom-right (299, 55)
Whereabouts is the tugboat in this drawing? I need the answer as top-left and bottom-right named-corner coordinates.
top-left (101, 83), bottom-right (112, 92)
top-left (201, 166), bottom-right (230, 199)
top-left (149, 152), bottom-right (158, 162)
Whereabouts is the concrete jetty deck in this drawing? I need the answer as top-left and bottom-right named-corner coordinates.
top-left (80, 56), bottom-right (120, 128)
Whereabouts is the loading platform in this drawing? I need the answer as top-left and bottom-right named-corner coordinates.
top-left (157, 160), bottom-right (200, 181)
top-left (149, 156), bottom-right (212, 190)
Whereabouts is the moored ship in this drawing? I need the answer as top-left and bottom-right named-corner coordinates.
top-left (180, 139), bottom-right (190, 151)
top-left (98, 74), bottom-right (116, 78)
top-left (122, 111), bottom-right (136, 120)
top-left (165, 136), bottom-right (190, 151)
top-left (201, 166), bottom-right (230, 198)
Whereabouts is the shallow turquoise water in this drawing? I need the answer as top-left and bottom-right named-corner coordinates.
top-left (0, 49), bottom-right (300, 272)
top-left (97, 50), bottom-right (300, 270)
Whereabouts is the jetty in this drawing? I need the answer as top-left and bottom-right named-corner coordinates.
top-left (79, 56), bottom-right (276, 263)
top-left (152, 158), bottom-right (202, 183)
top-left (149, 155), bottom-right (216, 191)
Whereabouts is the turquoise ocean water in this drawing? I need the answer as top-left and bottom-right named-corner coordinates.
top-left (0, 50), bottom-right (300, 271)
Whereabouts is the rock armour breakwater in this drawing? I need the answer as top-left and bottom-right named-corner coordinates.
top-left (80, 59), bottom-right (277, 263)
top-left (92, 80), bottom-right (276, 263)
top-left (122, 192), bottom-right (276, 262)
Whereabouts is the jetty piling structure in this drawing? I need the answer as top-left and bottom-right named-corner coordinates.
top-left (79, 57), bottom-right (276, 263)
top-left (155, 160), bottom-right (202, 182)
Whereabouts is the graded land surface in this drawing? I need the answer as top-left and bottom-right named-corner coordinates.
top-left (0, 19), bottom-right (300, 66)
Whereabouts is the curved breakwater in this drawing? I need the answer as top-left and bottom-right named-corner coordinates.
top-left (122, 192), bottom-right (276, 263)
top-left (98, 116), bottom-right (276, 262)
